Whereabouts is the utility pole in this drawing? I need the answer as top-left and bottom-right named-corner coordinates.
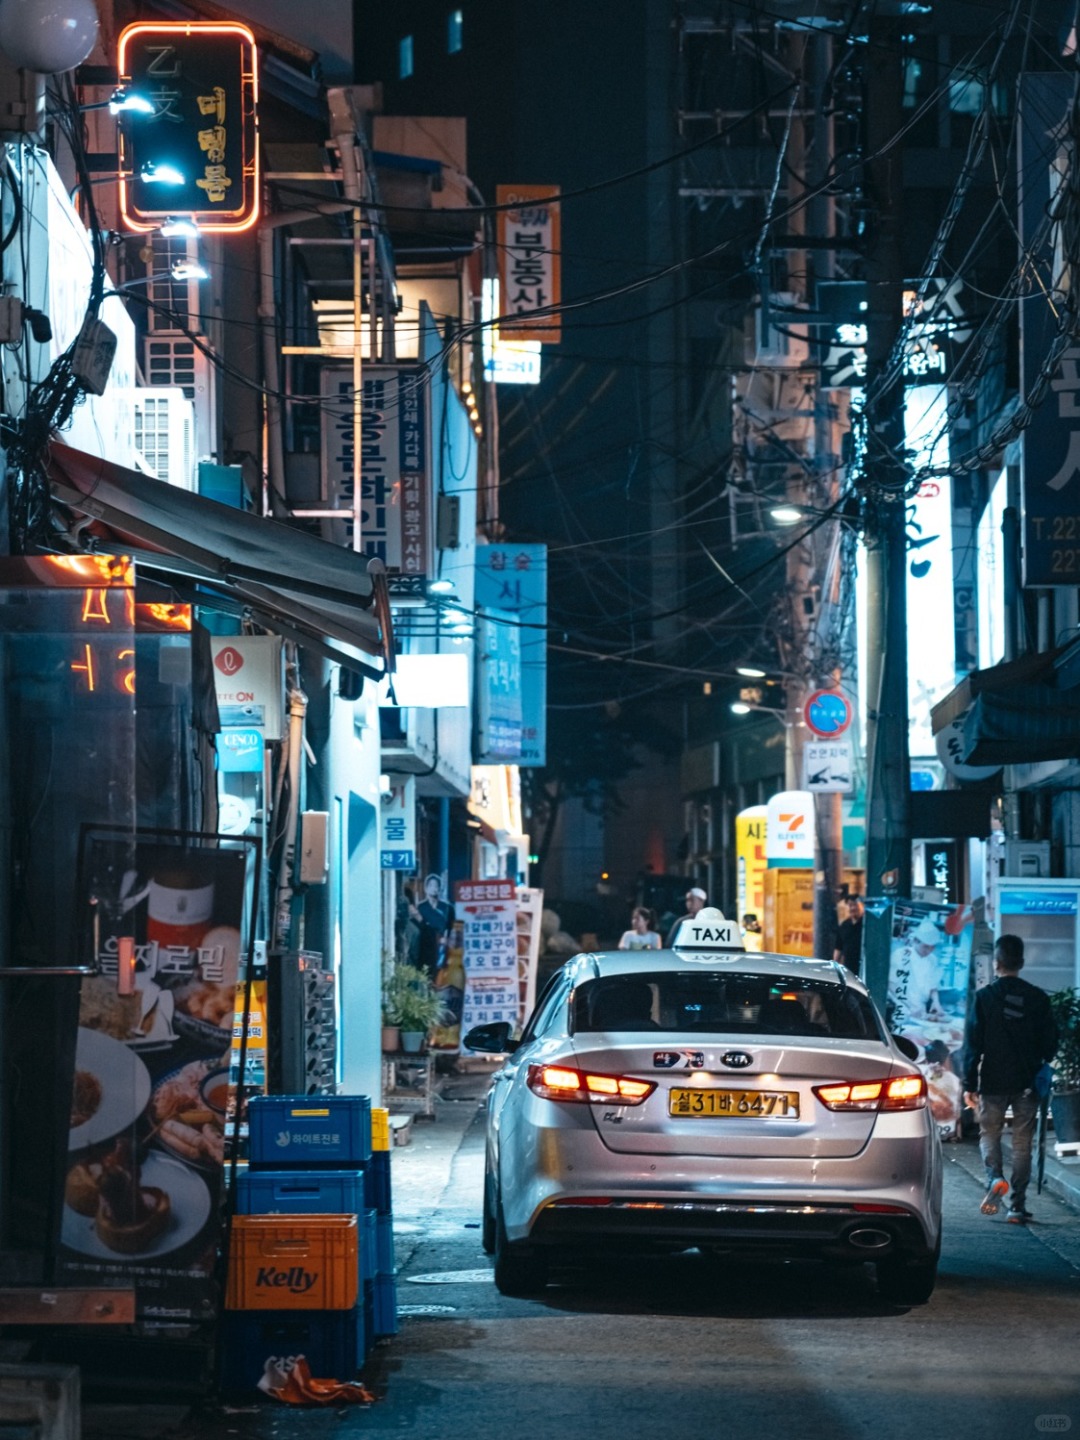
top-left (861, 9), bottom-right (911, 1004)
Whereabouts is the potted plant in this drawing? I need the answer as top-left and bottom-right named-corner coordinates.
top-left (383, 962), bottom-right (445, 1053)
top-left (1049, 987), bottom-right (1080, 1145)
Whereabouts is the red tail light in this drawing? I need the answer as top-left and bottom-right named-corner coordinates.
top-left (526, 1063), bottom-right (656, 1106)
top-left (813, 1073), bottom-right (927, 1113)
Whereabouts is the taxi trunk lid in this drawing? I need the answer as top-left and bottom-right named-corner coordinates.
top-left (571, 1037), bottom-right (898, 1158)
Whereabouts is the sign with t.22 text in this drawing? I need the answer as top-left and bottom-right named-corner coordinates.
top-left (117, 22), bottom-right (259, 233)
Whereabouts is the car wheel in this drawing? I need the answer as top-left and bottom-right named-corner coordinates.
top-left (493, 1192), bottom-right (547, 1297)
top-left (481, 1165), bottom-right (496, 1255)
top-left (876, 1249), bottom-right (938, 1305)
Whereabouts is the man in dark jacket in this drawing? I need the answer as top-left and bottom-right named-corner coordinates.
top-left (963, 934), bottom-right (1058, 1224)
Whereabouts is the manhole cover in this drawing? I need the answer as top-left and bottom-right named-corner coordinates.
top-left (397, 1304), bottom-right (458, 1317)
top-left (405, 1269), bottom-right (493, 1285)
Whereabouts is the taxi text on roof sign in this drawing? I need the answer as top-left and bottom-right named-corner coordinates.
top-left (671, 907), bottom-right (745, 952)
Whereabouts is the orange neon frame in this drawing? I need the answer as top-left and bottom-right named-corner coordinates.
top-left (116, 21), bottom-right (260, 235)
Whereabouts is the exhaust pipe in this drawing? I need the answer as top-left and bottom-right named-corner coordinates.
top-left (847, 1227), bottom-right (892, 1251)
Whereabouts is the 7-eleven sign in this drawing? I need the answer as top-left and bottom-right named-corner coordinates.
top-left (765, 790), bottom-right (815, 867)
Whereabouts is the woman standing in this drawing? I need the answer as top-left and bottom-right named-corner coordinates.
top-left (618, 907), bottom-right (662, 951)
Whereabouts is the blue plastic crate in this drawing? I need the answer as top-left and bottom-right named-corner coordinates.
top-left (236, 1168), bottom-right (365, 1216)
top-left (219, 1305), bottom-right (366, 1393)
top-left (248, 1095), bottom-right (372, 1168)
top-left (372, 1274), bottom-right (398, 1338)
top-left (375, 1213), bottom-right (395, 1276)
top-left (363, 1151), bottom-right (392, 1214)
top-left (361, 1208), bottom-right (377, 1284)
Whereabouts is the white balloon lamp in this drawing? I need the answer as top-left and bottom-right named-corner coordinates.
top-left (0, 0), bottom-right (100, 75)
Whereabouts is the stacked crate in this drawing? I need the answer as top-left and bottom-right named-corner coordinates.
top-left (221, 1095), bottom-right (382, 1393)
top-left (367, 1107), bottom-right (398, 1337)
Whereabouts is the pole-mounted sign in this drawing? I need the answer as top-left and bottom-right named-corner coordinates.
top-left (117, 22), bottom-right (259, 233)
top-left (803, 688), bottom-right (852, 739)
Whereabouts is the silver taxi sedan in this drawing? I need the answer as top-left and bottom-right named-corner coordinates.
top-left (464, 909), bottom-right (942, 1304)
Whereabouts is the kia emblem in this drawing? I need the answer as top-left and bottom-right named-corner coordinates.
top-left (721, 1050), bottom-right (753, 1069)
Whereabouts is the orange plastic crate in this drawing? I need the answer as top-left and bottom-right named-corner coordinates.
top-left (226, 1214), bottom-right (359, 1311)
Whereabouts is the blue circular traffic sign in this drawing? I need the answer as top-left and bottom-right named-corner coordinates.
top-left (804, 688), bottom-right (852, 738)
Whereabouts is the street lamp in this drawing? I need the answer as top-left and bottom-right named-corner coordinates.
top-left (107, 261), bottom-right (209, 294)
top-left (78, 87), bottom-right (155, 116)
top-left (730, 700), bottom-right (789, 726)
top-left (769, 504), bottom-right (804, 525)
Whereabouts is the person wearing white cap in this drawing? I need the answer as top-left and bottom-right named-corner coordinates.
top-left (891, 916), bottom-right (947, 1022)
top-left (665, 886), bottom-right (707, 948)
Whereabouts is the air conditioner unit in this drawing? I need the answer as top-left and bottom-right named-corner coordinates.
top-left (133, 387), bottom-right (196, 491)
top-left (1002, 840), bottom-right (1052, 878)
top-left (143, 334), bottom-right (216, 451)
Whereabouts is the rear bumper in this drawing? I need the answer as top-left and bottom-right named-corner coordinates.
top-left (529, 1197), bottom-right (934, 1262)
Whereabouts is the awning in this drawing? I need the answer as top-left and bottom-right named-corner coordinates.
top-left (931, 639), bottom-right (1080, 767)
top-left (46, 442), bottom-right (392, 680)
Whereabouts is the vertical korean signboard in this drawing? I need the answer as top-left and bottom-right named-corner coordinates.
top-left (1019, 73), bottom-right (1078, 585)
top-left (496, 186), bottom-right (561, 343)
top-left (117, 22), bottom-right (259, 233)
top-left (456, 880), bottom-right (520, 1033)
top-left (380, 780), bottom-right (417, 870)
top-left (320, 365), bottom-right (433, 584)
top-left (476, 609), bottom-right (523, 760)
top-left (61, 831), bottom-right (252, 1322)
top-left (475, 544), bottom-right (547, 766)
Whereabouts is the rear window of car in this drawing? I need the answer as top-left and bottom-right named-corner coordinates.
top-left (573, 971), bottom-right (883, 1041)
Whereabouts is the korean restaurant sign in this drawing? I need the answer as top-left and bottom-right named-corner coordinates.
top-left (474, 545), bottom-right (547, 766)
top-left (320, 365), bottom-right (433, 586)
top-left (456, 880), bottom-right (520, 1032)
top-left (1018, 73), bottom-right (1079, 587)
top-left (496, 186), bottom-right (561, 344)
top-left (816, 278), bottom-right (970, 390)
top-left (117, 22), bottom-right (259, 233)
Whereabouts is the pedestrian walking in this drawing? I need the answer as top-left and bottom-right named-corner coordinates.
top-left (665, 886), bottom-right (707, 947)
top-left (618, 907), bottom-right (661, 951)
top-left (833, 897), bottom-right (864, 973)
top-left (962, 934), bottom-right (1058, 1224)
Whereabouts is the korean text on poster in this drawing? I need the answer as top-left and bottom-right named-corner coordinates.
top-left (456, 879), bottom-right (519, 1030)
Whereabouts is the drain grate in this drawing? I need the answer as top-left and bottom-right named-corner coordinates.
top-left (405, 1269), bottom-right (493, 1285)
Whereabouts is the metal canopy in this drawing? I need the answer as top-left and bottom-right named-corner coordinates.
top-left (45, 442), bottom-right (391, 679)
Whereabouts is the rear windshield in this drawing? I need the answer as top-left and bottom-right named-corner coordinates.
top-left (573, 971), bottom-right (883, 1041)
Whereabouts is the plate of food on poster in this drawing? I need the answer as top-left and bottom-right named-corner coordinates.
top-left (68, 1027), bottom-right (153, 1152)
top-left (168, 926), bottom-right (241, 1052)
top-left (62, 1139), bottom-right (211, 1259)
top-left (149, 1059), bottom-right (229, 1170)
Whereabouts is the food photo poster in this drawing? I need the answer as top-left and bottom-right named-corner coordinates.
top-left (61, 830), bottom-right (254, 1324)
top-left (886, 900), bottom-right (974, 1139)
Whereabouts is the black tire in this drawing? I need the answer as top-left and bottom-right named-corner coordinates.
top-left (493, 1193), bottom-right (547, 1297)
top-left (876, 1252), bottom-right (938, 1304)
top-left (481, 1165), bottom-right (496, 1255)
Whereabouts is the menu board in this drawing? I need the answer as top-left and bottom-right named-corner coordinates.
top-left (60, 832), bottom-right (252, 1323)
top-left (457, 880), bottom-right (519, 1032)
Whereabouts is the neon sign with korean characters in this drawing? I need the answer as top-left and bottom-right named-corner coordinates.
top-left (117, 22), bottom-right (259, 234)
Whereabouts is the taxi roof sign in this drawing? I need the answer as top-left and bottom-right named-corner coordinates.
top-left (671, 907), bottom-right (746, 952)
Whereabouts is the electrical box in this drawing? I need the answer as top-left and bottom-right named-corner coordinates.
top-left (1002, 840), bottom-right (1051, 878)
top-left (436, 493), bottom-right (461, 549)
top-left (299, 811), bottom-right (329, 885)
top-left (0, 296), bottom-right (22, 344)
top-left (72, 317), bottom-right (117, 397)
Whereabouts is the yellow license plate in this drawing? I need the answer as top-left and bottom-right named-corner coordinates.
top-left (668, 1088), bottom-right (800, 1119)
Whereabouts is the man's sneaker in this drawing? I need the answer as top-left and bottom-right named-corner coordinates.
top-left (1007, 1206), bottom-right (1033, 1225)
top-left (980, 1178), bottom-right (1008, 1214)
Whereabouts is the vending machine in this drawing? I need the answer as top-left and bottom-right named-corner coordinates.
top-left (994, 878), bottom-right (1080, 995)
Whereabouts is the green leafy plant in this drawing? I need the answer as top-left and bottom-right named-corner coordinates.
top-left (382, 961), bottom-right (444, 1032)
top-left (1050, 988), bottom-right (1080, 1093)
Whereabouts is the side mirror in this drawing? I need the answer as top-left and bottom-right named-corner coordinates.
top-left (891, 1033), bottom-right (920, 1063)
top-left (463, 1020), bottom-right (517, 1055)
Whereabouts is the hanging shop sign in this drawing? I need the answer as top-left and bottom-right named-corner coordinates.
top-left (765, 790), bottom-right (815, 867)
top-left (210, 634), bottom-right (284, 738)
top-left (1018, 72), bottom-right (1080, 587)
top-left (320, 365), bottom-right (433, 585)
top-left (60, 828), bottom-right (255, 1322)
top-left (496, 186), bottom-right (561, 344)
top-left (474, 544), bottom-right (547, 766)
top-left (803, 740), bottom-right (853, 793)
top-left (476, 608), bottom-right (523, 761)
top-left (456, 879), bottom-right (520, 1034)
top-left (734, 806), bottom-right (768, 951)
top-left (380, 779), bottom-right (417, 870)
top-left (816, 277), bottom-right (969, 390)
top-left (217, 727), bottom-right (263, 774)
top-left (117, 22), bottom-right (259, 234)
